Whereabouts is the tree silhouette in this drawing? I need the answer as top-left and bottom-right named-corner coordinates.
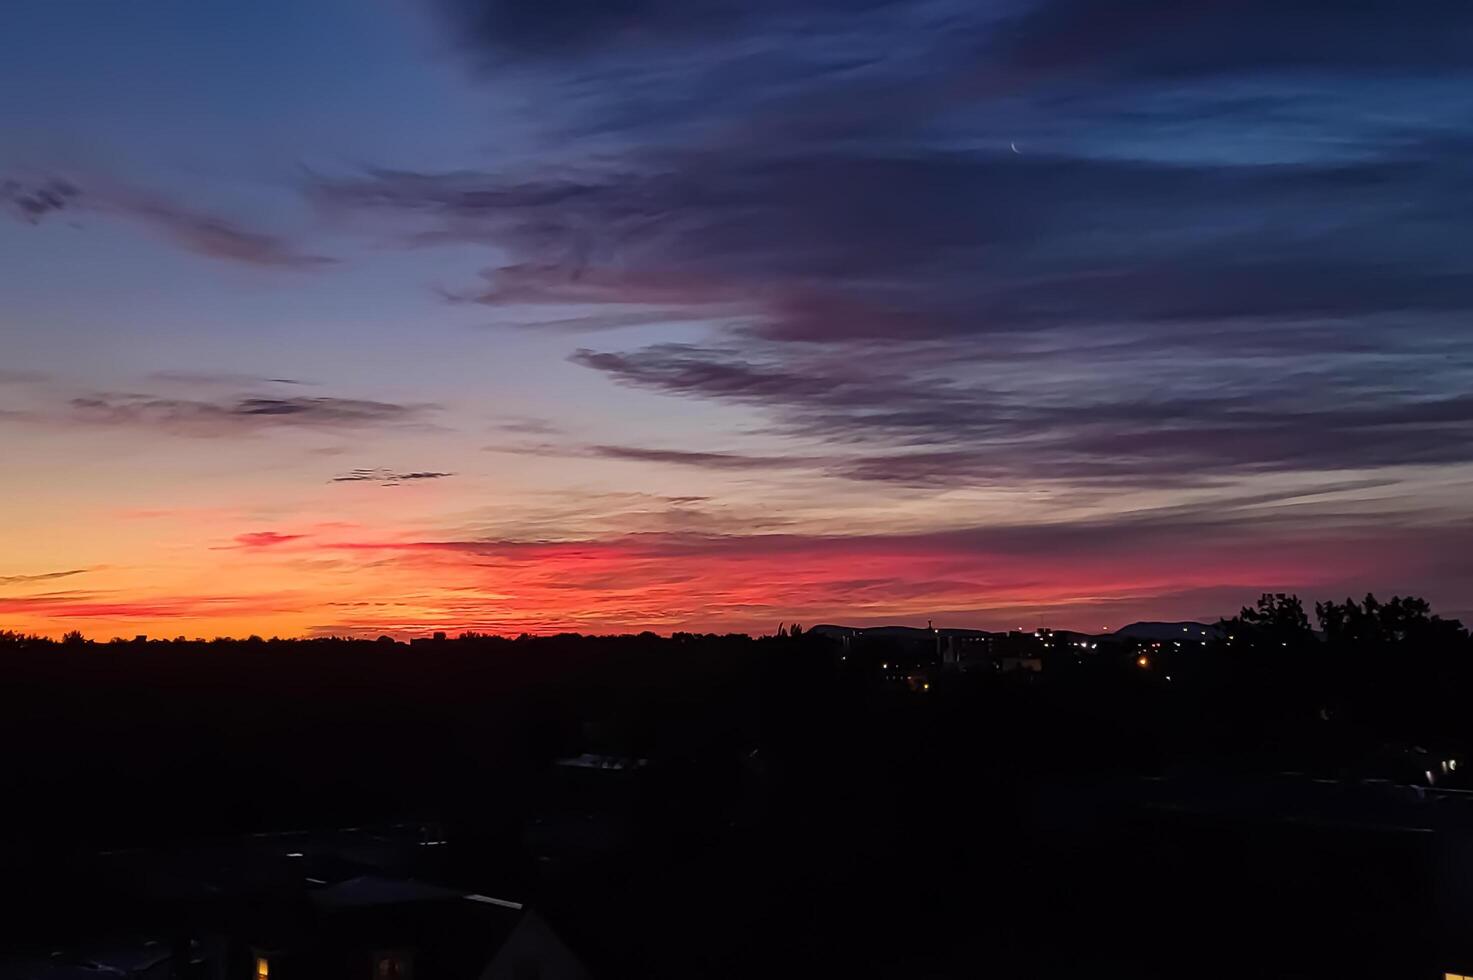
top-left (1223, 593), bottom-right (1313, 649)
top-left (1316, 593), bottom-right (1467, 652)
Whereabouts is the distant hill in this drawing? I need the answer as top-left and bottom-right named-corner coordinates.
top-left (809, 621), bottom-right (1230, 643)
top-left (1112, 621), bottom-right (1220, 641)
top-left (808, 624), bottom-right (992, 639)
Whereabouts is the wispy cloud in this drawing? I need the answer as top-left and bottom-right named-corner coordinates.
top-left (301, 495), bottom-right (1473, 632)
top-left (63, 393), bottom-right (437, 435)
top-left (331, 468), bottom-right (455, 486)
top-left (0, 590), bottom-right (302, 621)
top-left (0, 568), bottom-right (91, 587)
top-left (570, 344), bottom-right (1473, 484)
top-left (306, 0), bottom-right (1473, 504)
top-left (228, 532), bottom-right (307, 549)
top-left (588, 444), bottom-right (812, 470)
top-left (492, 416), bottom-right (565, 436)
top-left (1, 177), bottom-right (78, 223)
top-left (149, 371), bottom-right (310, 387)
top-left (3, 175), bottom-right (334, 269)
top-left (118, 195), bottom-right (336, 269)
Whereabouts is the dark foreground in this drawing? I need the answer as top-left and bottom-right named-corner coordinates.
top-left (3, 616), bottom-right (1472, 978)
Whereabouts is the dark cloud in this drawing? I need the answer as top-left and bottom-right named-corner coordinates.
top-left (66, 394), bottom-right (436, 435)
top-left (435, 0), bottom-right (737, 56)
top-left (436, 0), bottom-right (1473, 75)
top-left (997, 0), bottom-right (1473, 78)
top-left (318, 145), bottom-right (1473, 341)
top-left (570, 346), bottom-right (843, 401)
top-left (1, 178), bottom-right (79, 223)
top-left (432, 0), bottom-right (900, 59)
top-left (0, 569), bottom-right (91, 587)
top-left (332, 468), bottom-right (456, 485)
top-left (589, 444), bottom-right (812, 470)
top-left (317, 137), bottom-right (1473, 486)
top-left (3, 176), bottom-right (333, 269)
top-left (419, 0), bottom-right (1473, 155)
top-left (334, 0), bottom-right (1473, 492)
top-left (573, 344), bottom-right (1473, 483)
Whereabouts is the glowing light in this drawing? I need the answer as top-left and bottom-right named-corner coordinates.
top-left (1137, 655), bottom-right (1150, 668)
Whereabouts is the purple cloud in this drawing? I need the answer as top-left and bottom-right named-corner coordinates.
top-left (3, 176), bottom-right (334, 269)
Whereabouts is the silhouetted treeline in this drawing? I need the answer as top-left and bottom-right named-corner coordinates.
top-left (1165, 592), bottom-right (1473, 773)
top-left (0, 631), bottom-right (769, 857)
top-left (3, 599), bottom-right (1473, 976)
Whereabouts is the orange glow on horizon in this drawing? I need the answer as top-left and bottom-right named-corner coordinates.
top-left (0, 509), bottom-right (1429, 640)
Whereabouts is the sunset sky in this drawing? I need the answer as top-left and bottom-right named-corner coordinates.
top-left (4, 0), bottom-right (1473, 638)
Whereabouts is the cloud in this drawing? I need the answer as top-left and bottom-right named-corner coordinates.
top-left (324, 2), bottom-right (1473, 361)
top-left (65, 393), bottom-right (436, 435)
top-left (491, 438), bottom-right (822, 477)
top-left (118, 196), bottom-right (336, 269)
top-left (588, 444), bottom-right (812, 470)
top-left (492, 416), bottom-right (565, 436)
top-left (305, 499), bottom-right (1473, 633)
top-left (149, 371), bottom-right (310, 387)
top-left (318, 145), bottom-right (1473, 341)
top-left (0, 590), bottom-right (301, 621)
top-left (331, 468), bottom-right (456, 485)
top-left (435, 0), bottom-right (1473, 75)
top-left (3, 176), bottom-right (334, 269)
top-left (315, 0), bottom-right (1473, 499)
top-left (229, 532), bottom-right (307, 549)
top-left (0, 568), bottom-right (91, 587)
top-left (1, 177), bottom-right (79, 223)
top-left (433, 0), bottom-right (736, 56)
top-left (571, 344), bottom-right (1473, 483)
top-left (996, 0), bottom-right (1473, 79)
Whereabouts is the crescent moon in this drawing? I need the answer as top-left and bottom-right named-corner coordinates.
top-left (1010, 141), bottom-right (1020, 154)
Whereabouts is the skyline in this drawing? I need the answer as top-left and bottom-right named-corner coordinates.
top-left (5, 0), bottom-right (1473, 638)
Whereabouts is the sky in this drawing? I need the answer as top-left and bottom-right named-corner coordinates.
top-left (4, 0), bottom-right (1473, 639)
